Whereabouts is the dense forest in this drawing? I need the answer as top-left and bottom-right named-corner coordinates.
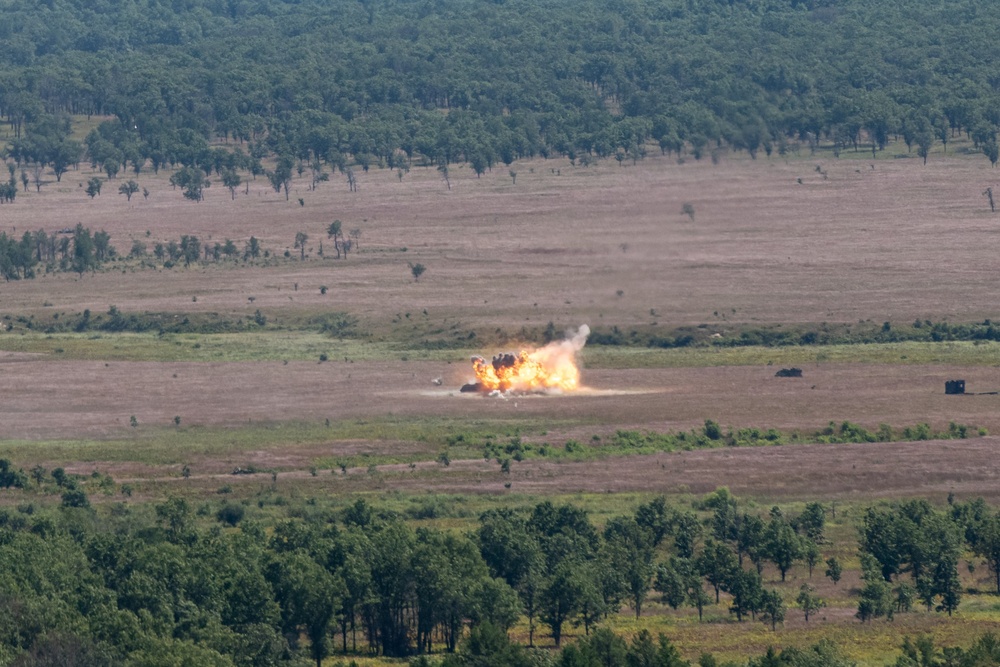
top-left (0, 469), bottom-right (998, 666)
top-left (3, 0), bottom-right (1000, 176)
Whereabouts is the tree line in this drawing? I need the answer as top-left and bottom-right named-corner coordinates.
top-left (0, 468), bottom-right (998, 665)
top-left (0, 222), bottom-right (287, 279)
top-left (0, 223), bottom-right (112, 279)
top-left (4, 0), bottom-right (1000, 183)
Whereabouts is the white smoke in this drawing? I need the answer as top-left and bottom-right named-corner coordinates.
top-left (525, 324), bottom-right (590, 389)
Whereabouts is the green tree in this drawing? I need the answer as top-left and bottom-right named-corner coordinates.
top-left (222, 168), bottom-right (241, 200)
top-left (409, 262), bottom-right (426, 282)
top-left (603, 516), bottom-right (654, 619)
top-left (736, 513), bottom-right (765, 570)
top-left (269, 155), bottom-right (294, 200)
top-left (825, 557), bottom-right (843, 585)
top-left (51, 140), bottom-right (81, 182)
top-left (971, 512), bottom-right (1000, 593)
top-left (574, 562), bottom-right (609, 636)
top-left (916, 127), bottom-right (934, 165)
top-left (894, 581), bottom-right (915, 614)
top-left (171, 166), bottom-right (210, 202)
top-left (671, 511), bottom-right (702, 559)
top-left (697, 540), bottom-right (738, 604)
top-left (471, 577), bottom-right (523, 633)
top-left (443, 622), bottom-right (534, 667)
top-left (933, 556), bottom-right (961, 616)
top-left (61, 488), bottom-right (90, 508)
top-left (759, 589), bottom-right (785, 631)
top-left (984, 137), bottom-right (999, 168)
top-left (334, 529), bottom-right (375, 653)
top-left (857, 553), bottom-right (894, 622)
top-left (635, 496), bottom-right (671, 547)
top-left (796, 502), bottom-right (826, 542)
top-left (118, 179), bottom-right (139, 201)
top-left (102, 156), bottom-right (120, 179)
top-left (764, 511), bottom-right (803, 581)
top-left (85, 177), bottom-right (102, 198)
top-left (368, 521), bottom-right (417, 656)
top-left (724, 568), bottom-right (762, 622)
top-left (155, 497), bottom-right (192, 542)
top-left (294, 232), bottom-right (308, 260)
top-left (654, 558), bottom-right (688, 611)
top-left (244, 236), bottom-right (261, 260)
top-left (541, 562), bottom-right (582, 646)
top-left (266, 551), bottom-right (343, 667)
top-left (804, 540), bottom-right (821, 578)
top-left (327, 220), bottom-right (344, 259)
top-left (796, 584), bottom-right (825, 622)
top-left (71, 223), bottom-right (95, 276)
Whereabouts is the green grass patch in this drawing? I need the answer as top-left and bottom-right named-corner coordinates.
top-left (0, 416), bottom-right (565, 466)
top-left (6, 329), bottom-right (1000, 368)
top-left (0, 331), bottom-right (447, 363)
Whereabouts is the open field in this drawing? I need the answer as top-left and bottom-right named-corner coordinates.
top-left (3, 145), bottom-right (1000, 444)
top-left (2, 352), bottom-right (1000, 445)
top-left (4, 145), bottom-right (1000, 665)
top-left (2, 144), bottom-right (1000, 332)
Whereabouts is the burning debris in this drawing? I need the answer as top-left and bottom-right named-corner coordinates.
top-left (460, 325), bottom-right (590, 394)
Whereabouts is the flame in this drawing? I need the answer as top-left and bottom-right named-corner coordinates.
top-left (468, 325), bottom-right (590, 393)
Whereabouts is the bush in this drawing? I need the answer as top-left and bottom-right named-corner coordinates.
top-left (216, 503), bottom-right (245, 526)
top-left (61, 489), bottom-right (90, 509)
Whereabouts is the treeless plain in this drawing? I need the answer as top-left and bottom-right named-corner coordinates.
top-left (3, 146), bottom-right (1000, 500)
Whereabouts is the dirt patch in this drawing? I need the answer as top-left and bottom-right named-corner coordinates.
top-left (65, 435), bottom-right (1000, 506)
top-left (345, 436), bottom-right (1000, 502)
top-left (0, 359), bottom-right (995, 440)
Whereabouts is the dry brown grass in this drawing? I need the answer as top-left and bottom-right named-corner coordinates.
top-left (0, 359), bottom-right (995, 441)
top-left (3, 148), bottom-right (1000, 329)
top-left (4, 148), bottom-right (1000, 504)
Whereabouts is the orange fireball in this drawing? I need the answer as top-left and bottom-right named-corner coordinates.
top-left (463, 325), bottom-right (589, 394)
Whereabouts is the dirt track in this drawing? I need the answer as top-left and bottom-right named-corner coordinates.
top-left (2, 358), bottom-right (999, 440)
top-left (377, 437), bottom-right (1000, 501)
top-left (59, 435), bottom-right (1000, 505)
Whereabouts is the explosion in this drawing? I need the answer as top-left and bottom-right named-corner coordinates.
top-left (461, 325), bottom-right (590, 394)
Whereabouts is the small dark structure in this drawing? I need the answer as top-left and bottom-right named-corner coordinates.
top-left (490, 353), bottom-right (519, 373)
top-left (775, 368), bottom-right (803, 378)
top-left (945, 379), bottom-right (966, 395)
top-left (461, 352), bottom-right (522, 393)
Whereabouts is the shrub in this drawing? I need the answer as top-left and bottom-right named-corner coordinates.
top-left (61, 489), bottom-right (90, 509)
top-left (216, 503), bottom-right (245, 526)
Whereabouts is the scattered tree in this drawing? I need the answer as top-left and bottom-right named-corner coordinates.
top-left (269, 155), bottom-right (294, 200)
top-left (294, 231), bottom-right (309, 260)
top-left (759, 589), bottom-right (785, 631)
top-left (797, 584), bottom-right (825, 621)
top-left (85, 177), bottom-right (102, 198)
top-left (118, 180), bottom-right (139, 202)
top-left (825, 556), bottom-right (843, 585)
top-left (222, 168), bottom-right (241, 200)
top-left (408, 262), bottom-right (426, 282)
top-left (327, 220), bottom-right (344, 258)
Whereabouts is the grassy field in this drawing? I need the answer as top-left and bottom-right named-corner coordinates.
top-left (3, 134), bottom-right (1000, 664)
